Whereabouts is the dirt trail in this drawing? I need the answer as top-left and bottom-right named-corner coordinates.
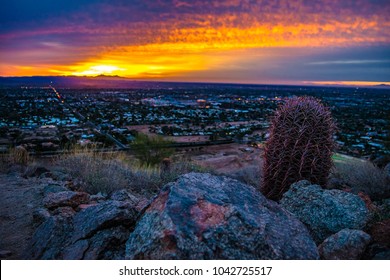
top-left (0, 173), bottom-right (45, 259)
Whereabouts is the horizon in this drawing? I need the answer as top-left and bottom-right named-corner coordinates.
top-left (1, 1), bottom-right (389, 86)
top-left (1, 75), bottom-right (389, 89)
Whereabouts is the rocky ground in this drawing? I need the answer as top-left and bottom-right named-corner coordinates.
top-left (0, 160), bottom-right (389, 260)
top-left (0, 171), bottom-right (48, 259)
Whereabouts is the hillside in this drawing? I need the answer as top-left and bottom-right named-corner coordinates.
top-left (0, 151), bottom-right (389, 260)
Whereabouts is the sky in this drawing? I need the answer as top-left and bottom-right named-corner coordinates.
top-left (0, 0), bottom-right (389, 86)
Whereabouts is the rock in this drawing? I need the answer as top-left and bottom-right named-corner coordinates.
top-left (44, 170), bottom-right (71, 181)
top-left (31, 200), bottom-right (139, 259)
top-left (61, 225), bottom-right (130, 260)
top-left (71, 201), bottom-right (137, 242)
top-left (126, 172), bottom-right (319, 260)
top-left (384, 163), bottom-right (390, 178)
top-left (76, 203), bottom-right (97, 211)
top-left (43, 184), bottom-right (69, 196)
top-left (79, 226), bottom-right (130, 260)
top-left (65, 179), bottom-right (88, 192)
top-left (369, 219), bottom-right (390, 247)
top-left (32, 208), bottom-right (51, 226)
top-left (280, 180), bottom-right (369, 243)
top-left (111, 189), bottom-right (150, 212)
top-left (70, 201), bottom-right (139, 259)
top-left (31, 215), bottom-right (74, 259)
top-left (111, 189), bottom-right (139, 203)
top-left (43, 191), bottom-right (90, 209)
top-left (0, 172), bottom-right (47, 259)
top-left (134, 198), bottom-right (150, 212)
top-left (0, 250), bottom-right (12, 258)
top-left (90, 192), bottom-right (107, 202)
top-left (62, 240), bottom-right (89, 260)
top-left (373, 250), bottom-right (390, 260)
top-left (52, 206), bottom-right (76, 217)
top-left (318, 229), bottom-right (371, 260)
top-left (23, 166), bottom-right (50, 178)
top-left (361, 243), bottom-right (389, 260)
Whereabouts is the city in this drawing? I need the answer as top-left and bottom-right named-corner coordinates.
top-left (0, 82), bottom-right (388, 160)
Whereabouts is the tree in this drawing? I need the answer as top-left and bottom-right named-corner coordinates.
top-left (131, 133), bottom-right (174, 166)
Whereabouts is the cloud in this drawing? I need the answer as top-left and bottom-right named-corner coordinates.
top-left (0, 0), bottom-right (389, 82)
top-left (307, 60), bottom-right (390, 65)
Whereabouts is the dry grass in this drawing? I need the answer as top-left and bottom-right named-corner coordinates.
top-left (0, 148), bottom-right (33, 173)
top-left (0, 154), bottom-right (11, 173)
top-left (331, 159), bottom-right (390, 200)
top-left (58, 150), bottom-right (144, 195)
top-left (57, 148), bottom-right (206, 196)
top-left (9, 146), bottom-right (29, 165)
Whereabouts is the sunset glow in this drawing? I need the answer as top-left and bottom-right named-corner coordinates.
top-left (304, 81), bottom-right (390, 87)
top-left (71, 65), bottom-right (125, 76)
top-left (1, 0), bottom-right (389, 85)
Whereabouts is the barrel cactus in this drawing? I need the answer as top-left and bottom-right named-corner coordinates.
top-left (261, 96), bottom-right (336, 201)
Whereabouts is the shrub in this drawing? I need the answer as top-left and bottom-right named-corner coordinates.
top-left (131, 133), bottom-right (174, 166)
top-left (58, 148), bottom-right (204, 196)
top-left (10, 146), bottom-right (29, 165)
top-left (59, 151), bottom-right (131, 195)
top-left (331, 160), bottom-right (390, 201)
top-left (261, 96), bottom-right (336, 200)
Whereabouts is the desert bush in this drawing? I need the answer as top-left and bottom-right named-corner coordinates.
top-left (331, 160), bottom-right (390, 200)
top-left (1, 147), bottom-right (33, 173)
top-left (131, 133), bottom-right (174, 166)
top-left (58, 148), bottom-right (205, 196)
top-left (59, 151), bottom-right (131, 195)
top-left (261, 96), bottom-right (336, 200)
top-left (10, 146), bottom-right (29, 165)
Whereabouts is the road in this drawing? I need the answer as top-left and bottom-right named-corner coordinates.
top-left (49, 85), bottom-right (128, 150)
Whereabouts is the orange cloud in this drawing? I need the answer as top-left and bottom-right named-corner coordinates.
top-left (1, 0), bottom-right (389, 82)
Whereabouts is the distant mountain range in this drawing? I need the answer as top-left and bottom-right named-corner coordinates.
top-left (0, 75), bottom-right (389, 89)
top-left (373, 83), bottom-right (390, 88)
top-left (0, 75), bottom-right (158, 89)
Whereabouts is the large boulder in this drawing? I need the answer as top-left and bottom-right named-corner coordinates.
top-left (384, 163), bottom-right (390, 178)
top-left (70, 201), bottom-right (137, 243)
top-left (31, 213), bottom-right (73, 259)
top-left (31, 201), bottom-right (139, 259)
top-left (125, 173), bottom-right (319, 260)
top-left (318, 229), bottom-right (371, 260)
top-left (280, 180), bottom-right (369, 243)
